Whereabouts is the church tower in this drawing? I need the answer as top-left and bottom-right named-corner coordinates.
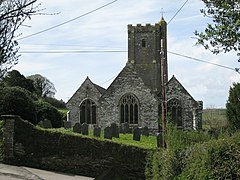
top-left (127, 17), bottom-right (168, 93)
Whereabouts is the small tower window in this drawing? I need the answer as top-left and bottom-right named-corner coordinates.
top-left (141, 39), bottom-right (146, 47)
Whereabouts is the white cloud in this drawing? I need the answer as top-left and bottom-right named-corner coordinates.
top-left (11, 0), bottom-right (239, 108)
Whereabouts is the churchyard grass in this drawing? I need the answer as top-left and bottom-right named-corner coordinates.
top-left (202, 108), bottom-right (228, 129)
top-left (44, 127), bottom-right (157, 149)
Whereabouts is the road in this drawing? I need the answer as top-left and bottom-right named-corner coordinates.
top-left (0, 163), bottom-right (94, 180)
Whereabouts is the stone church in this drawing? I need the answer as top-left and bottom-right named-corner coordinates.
top-left (66, 17), bottom-right (203, 132)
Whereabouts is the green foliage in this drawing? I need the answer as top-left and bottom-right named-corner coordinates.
top-left (146, 124), bottom-right (213, 179)
top-left (48, 128), bottom-right (157, 149)
top-left (177, 133), bottom-right (240, 179)
top-left (202, 108), bottom-right (228, 130)
top-left (35, 100), bottom-right (63, 128)
top-left (166, 123), bottom-right (212, 151)
top-left (0, 87), bottom-right (36, 124)
top-left (2, 70), bottom-right (36, 93)
top-left (43, 97), bottom-right (66, 109)
top-left (195, 0), bottom-right (240, 59)
top-left (27, 74), bottom-right (56, 98)
top-left (226, 83), bottom-right (240, 131)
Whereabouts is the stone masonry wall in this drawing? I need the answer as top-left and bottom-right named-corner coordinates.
top-left (1, 115), bottom-right (147, 179)
top-left (99, 64), bottom-right (159, 130)
top-left (66, 78), bottom-right (103, 126)
top-left (167, 77), bottom-right (200, 129)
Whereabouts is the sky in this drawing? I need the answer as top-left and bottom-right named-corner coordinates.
top-left (13, 0), bottom-right (240, 108)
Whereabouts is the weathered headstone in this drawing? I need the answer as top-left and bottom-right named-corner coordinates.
top-left (64, 121), bottom-right (72, 129)
top-left (142, 126), bottom-right (149, 136)
top-left (133, 127), bottom-right (141, 141)
top-left (104, 126), bottom-right (112, 140)
top-left (111, 123), bottom-right (119, 138)
top-left (37, 121), bottom-right (44, 128)
top-left (82, 123), bottom-right (89, 136)
top-left (42, 119), bottom-right (52, 129)
top-left (73, 123), bottom-right (81, 133)
top-left (129, 127), bottom-right (133, 134)
top-left (123, 122), bottom-right (130, 134)
top-left (93, 127), bottom-right (101, 137)
top-left (119, 123), bottom-right (124, 133)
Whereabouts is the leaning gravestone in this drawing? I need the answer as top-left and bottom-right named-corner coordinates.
top-left (123, 122), bottom-right (130, 134)
top-left (104, 126), bottom-right (112, 140)
top-left (119, 123), bottom-right (124, 133)
top-left (142, 126), bottom-right (149, 136)
top-left (73, 123), bottom-right (81, 133)
top-left (64, 121), bottom-right (72, 129)
top-left (42, 119), bottom-right (52, 129)
top-left (93, 126), bottom-right (101, 137)
top-left (111, 123), bottom-right (119, 138)
top-left (133, 127), bottom-right (141, 141)
top-left (82, 123), bottom-right (89, 136)
top-left (37, 121), bottom-right (44, 128)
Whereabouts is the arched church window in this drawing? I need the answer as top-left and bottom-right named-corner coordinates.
top-left (79, 99), bottom-right (96, 124)
top-left (167, 98), bottom-right (182, 127)
top-left (119, 94), bottom-right (139, 124)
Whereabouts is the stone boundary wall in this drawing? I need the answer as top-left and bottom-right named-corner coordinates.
top-left (1, 115), bottom-right (148, 179)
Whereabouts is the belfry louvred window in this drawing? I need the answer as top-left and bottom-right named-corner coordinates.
top-left (120, 94), bottom-right (139, 124)
top-left (79, 99), bottom-right (96, 124)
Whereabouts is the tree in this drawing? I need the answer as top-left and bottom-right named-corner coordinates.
top-left (27, 74), bottom-right (56, 98)
top-left (0, 0), bottom-right (39, 75)
top-left (0, 86), bottom-right (36, 124)
top-left (226, 83), bottom-right (240, 131)
top-left (2, 70), bottom-right (35, 93)
top-left (195, 0), bottom-right (240, 59)
top-left (35, 100), bottom-right (63, 128)
top-left (43, 96), bottom-right (66, 109)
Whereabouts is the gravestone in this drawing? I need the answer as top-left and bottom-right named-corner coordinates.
top-left (73, 123), bottom-right (81, 133)
top-left (37, 121), bottom-right (44, 128)
top-left (157, 133), bottom-right (165, 148)
top-left (42, 119), bottom-right (52, 129)
top-left (119, 123), bottom-right (124, 133)
top-left (82, 123), bottom-right (89, 136)
top-left (111, 123), bottom-right (119, 138)
top-left (64, 121), bottom-right (72, 129)
top-left (129, 127), bottom-right (133, 134)
top-left (123, 122), bottom-right (130, 134)
top-left (104, 126), bottom-right (112, 140)
top-left (142, 126), bottom-right (149, 136)
top-left (133, 127), bottom-right (141, 141)
top-left (93, 127), bottom-right (101, 137)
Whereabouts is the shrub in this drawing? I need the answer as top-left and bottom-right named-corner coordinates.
top-left (226, 82), bottom-right (240, 131)
top-left (43, 97), bottom-right (66, 109)
top-left (35, 100), bottom-right (63, 128)
top-left (146, 124), bottom-right (213, 179)
top-left (0, 87), bottom-right (36, 124)
top-left (177, 133), bottom-right (240, 179)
